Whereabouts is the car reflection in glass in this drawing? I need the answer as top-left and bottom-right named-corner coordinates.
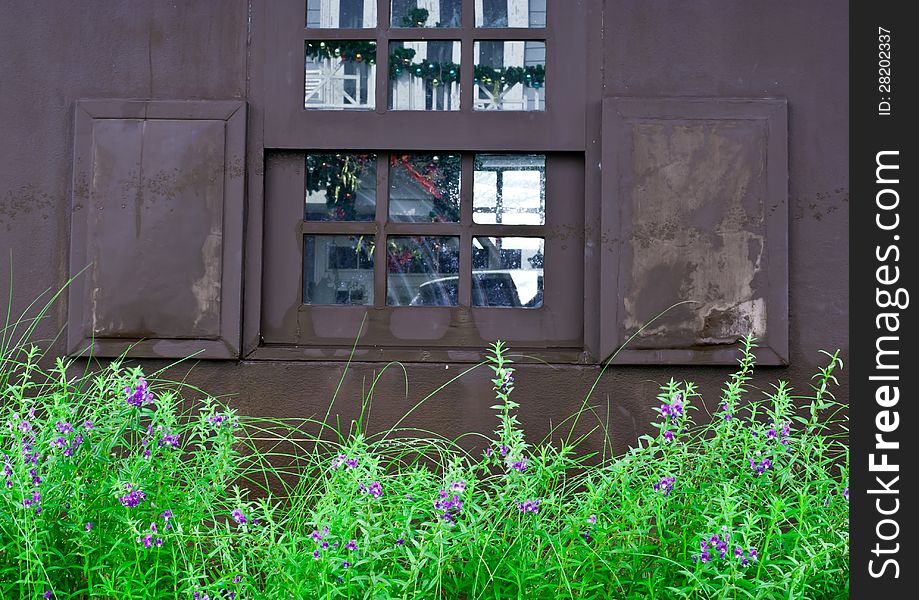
top-left (407, 271), bottom-right (543, 308)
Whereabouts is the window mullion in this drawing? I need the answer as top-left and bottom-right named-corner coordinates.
top-left (373, 152), bottom-right (389, 309)
top-left (459, 153), bottom-right (474, 306)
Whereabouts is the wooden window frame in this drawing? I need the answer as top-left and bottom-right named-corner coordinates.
top-left (245, 0), bottom-right (595, 363)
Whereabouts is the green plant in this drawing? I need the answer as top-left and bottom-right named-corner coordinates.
top-left (0, 295), bottom-right (848, 600)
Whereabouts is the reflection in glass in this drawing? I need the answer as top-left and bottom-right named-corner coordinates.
top-left (389, 41), bottom-right (461, 111)
top-left (387, 237), bottom-right (460, 306)
top-left (473, 154), bottom-right (545, 224)
top-left (475, 0), bottom-right (546, 28)
top-left (305, 153), bottom-right (376, 221)
top-left (473, 40), bottom-right (545, 111)
top-left (472, 237), bottom-right (543, 307)
top-left (389, 154), bottom-right (461, 222)
top-left (305, 41), bottom-right (377, 110)
top-left (391, 0), bottom-right (461, 28)
top-left (307, 0), bottom-right (377, 28)
top-left (304, 235), bottom-right (375, 305)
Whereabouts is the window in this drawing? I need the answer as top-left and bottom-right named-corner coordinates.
top-left (256, 1), bottom-right (589, 360)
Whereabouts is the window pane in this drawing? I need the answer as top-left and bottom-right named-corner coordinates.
top-left (305, 41), bottom-right (377, 110)
top-left (389, 41), bottom-right (461, 111)
top-left (389, 153), bottom-right (461, 222)
top-left (475, 0), bottom-right (546, 27)
top-left (472, 237), bottom-right (543, 307)
top-left (473, 40), bottom-right (545, 111)
top-left (391, 0), bottom-right (462, 28)
top-left (473, 154), bottom-right (545, 224)
top-left (307, 0), bottom-right (376, 28)
top-left (304, 235), bottom-right (375, 305)
top-left (387, 236), bottom-right (460, 306)
top-left (305, 153), bottom-right (376, 221)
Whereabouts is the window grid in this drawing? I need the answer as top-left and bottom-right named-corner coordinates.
top-left (299, 151), bottom-right (546, 309)
top-left (302, 0), bottom-right (547, 113)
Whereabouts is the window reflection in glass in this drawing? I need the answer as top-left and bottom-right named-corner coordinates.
top-left (389, 41), bottom-right (461, 111)
top-left (473, 154), bottom-right (545, 224)
top-left (307, 0), bottom-right (377, 28)
top-left (472, 237), bottom-right (543, 307)
top-left (304, 235), bottom-right (375, 305)
top-left (305, 41), bottom-right (377, 110)
top-left (475, 0), bottom-right (546, 28)
top-left (387, 236), bottom-right (460, 306)
top-left (389, 153), bottom-right (461, 222)
top-left (391, 0), bottom-right (461, 28)
top-left (473, 40), bottom-right (545, 111)
top-left (305, 153), bottom-right (377, 221)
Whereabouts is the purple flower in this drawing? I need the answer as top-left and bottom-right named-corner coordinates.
top-left (332, 454), bottom-right (359, 471)
top-left (510, 458), bottom-right (528, 472)
top-left (207, 414), bottom-right (232, 427)
top-left (434, 490), bottom-right (464, 522)
top-left (345, 539), bottom-right (357, 551)
top-left (233, 575), bottom-right (243, 584)
top-left (517, 498), bottom-right (541, 514)
top-left (119, 485), bottom-right (147, 508)
top-left (141, 533), bottom-right (154, 548)
top-left (843, 487), bottom-right (849, 501)
top-left (342, 561), bottom-right (351, 569)
top-left (86, 522), bottom-right (93, 532)
top-left (499, 445), bottom-right (510, 458)
top-left (83, 420), bottom-right (94, 430)
top-left (155, 537), bottom-right (163, 547)
top-left (587, 513), bottom-right (597, 525)
top-left (750, 456), bottom-right (773, 476)
top-left (159, 431), bottom-right (180, 449)
top-left (396, 538), bottom-right (405, 546)
top-left (44, 591), bottom-right (52, 599)
top-left (363, 480), bottom-right (382, 498)
top-left (313, 549), bottom-right (321, 559)
top-left (231, 508), bottom-right (246, 525)
top-left (449, 480), bottom-right (467, 493)
top-left (653, 476), bottom-right (676, 496)
top-left (51, 436), bottom-right (66, 449)
top-left (663, 430), bottom-right (674, 442)
top-left (22, 490), bottom-right (41, 512)
top-left (55, 421), bottom-right (74, 434)
top-left (126, 377), bottom-right (154, 408)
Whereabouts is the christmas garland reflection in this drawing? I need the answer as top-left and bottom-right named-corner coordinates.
top-left (306, 42), bottom-right (545, 89)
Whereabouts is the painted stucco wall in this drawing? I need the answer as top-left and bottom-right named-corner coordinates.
top-left (0, 1), bottom-right (847, 453)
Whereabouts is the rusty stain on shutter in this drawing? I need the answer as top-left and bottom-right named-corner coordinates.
top-left (600, 98), bottom-right (788, 365)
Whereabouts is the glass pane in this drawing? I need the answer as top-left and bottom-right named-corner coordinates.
top-left (307, 0), bottom-right (376, 28)
top-left (473, 41), bottom-right (545, 111)
top-left (389, 153), bottom-right (461, 222)
top-left (303, 235), bottom-right (375, 305)
top-left (389, 41), bottom-right (461, 111)
top-left (472, 237), bottom-right (543, 307)
top-left (305, 41), bottom-right (377, 110)
top-left (391, 0), bottom-right (462, 28)
top-left (387, 236), bottom-right (460, 306)
top-left (306, 153), bottom-right (376, 221)
top-left (473, 154), bottom-right (545, 224)
top-left (475, 0), bottom-right (546, 27)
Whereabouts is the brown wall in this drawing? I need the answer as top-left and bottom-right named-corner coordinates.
top-left (0, 1), bottom-right (847, 453)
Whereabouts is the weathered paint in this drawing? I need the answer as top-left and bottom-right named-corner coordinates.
top-left (623, 120), bottom-right (767, 347)
top-left (0, 1), bottom-right (848, 455)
